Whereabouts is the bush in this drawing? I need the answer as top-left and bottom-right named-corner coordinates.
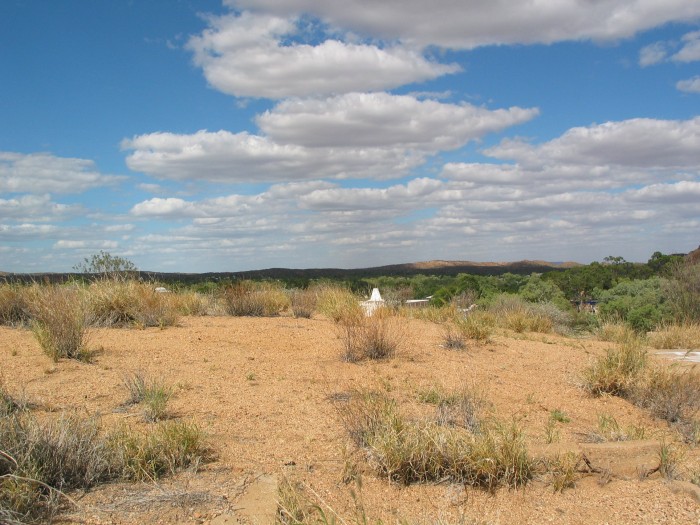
top-left (109, 420), bottom-right (207, 481)
top-left (30, 286), bottom-right (92, 362)
top-left (339, 310), bottom-right (404, 362)
top-left (0, 413), bottom-right (112, 522)
top-left (597, 278), bottom-right (671, 332)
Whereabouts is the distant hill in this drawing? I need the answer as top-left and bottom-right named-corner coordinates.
top-left (0, 259), bottom-right (581, 284)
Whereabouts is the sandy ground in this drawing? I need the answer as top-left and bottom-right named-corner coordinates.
top-left (1, 315), bottom-right (699, 524)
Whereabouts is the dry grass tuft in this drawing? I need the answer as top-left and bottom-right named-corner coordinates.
top-left (631, 365), bottom-right (700, 425)
top-left (30, 286), bottom-right (93, 362)
top-left (0, 283), bottom-right (34, 327)
top-left (314, 284), bottom-right (362, 323)
top-left (338, 310), bottom-right (405, 362)
top-left (290, 289), bottom-right (317, 319)
top-left (452, 311), bottom-right (495, 344)
top-left (582, 339), bottom-right (648, 396)
top-left (220, 281), bottom-right (290, 317)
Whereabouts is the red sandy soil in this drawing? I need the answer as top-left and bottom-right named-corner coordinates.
top-left (1, 315), bottom-right (699, 524)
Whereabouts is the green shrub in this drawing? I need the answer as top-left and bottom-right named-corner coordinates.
top-left (597, 278), bottom-right (671, 332)
top-left (664, 261), bottom-right (700, 324)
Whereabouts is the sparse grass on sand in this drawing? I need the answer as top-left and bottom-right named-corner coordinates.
top-left (335, 389), bottom-right (533, 489)
top-left (0, 403), bottom-right (207, 524)
top-left (122, 371), bottom-right (173, 422)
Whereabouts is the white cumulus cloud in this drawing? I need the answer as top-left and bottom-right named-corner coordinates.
top-left (0, 152), bottom-right (123, 194)
top-left (677, 76), bottom-right (700, 93)
top-left (187, 12), bottom-right (459, 99)
top-left (226, 0), bottom-right (700, 49)
top-left (256, 92), bottom-right (538, 150)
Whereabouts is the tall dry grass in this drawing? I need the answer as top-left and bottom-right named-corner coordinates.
top-left (220, 281), bottom-right (290, 317)
top-left (648, 323), bottom-right (700, 350)
top-left (0, 283), bottom-right (35, 327)
top-left (338, 309), bottom-right (404, 362)
top-left (87, 280), bottom-right (180, 328)
top-left (30, 286), bottom-right (92, 362)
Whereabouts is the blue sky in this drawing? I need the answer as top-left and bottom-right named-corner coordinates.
top-left (1, 1), bottom-right (699, 272)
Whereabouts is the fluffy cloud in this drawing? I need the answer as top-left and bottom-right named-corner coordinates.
top-left (639, 30), bottom-right (700, 66)
top-left (0, 152), bottom-right (122, 194)
top-left (673, 30), bottom-right (700, 62)
top-left (227, 0), bottom-right (700, 49)
top-left (187, 12), bottom-right (459, 99)
top-left (484, 117), bottom-right (700, 170)
top-left (124, 92), bottom-right (536, 184)
top-left (122, 129), bottom-right (423, 182)
top-left (677, 76), bottom-right (700, 93)
top-left (257, 92), bottom-right (538, 149)
top-left (0, 194), bottom-right (80, 220)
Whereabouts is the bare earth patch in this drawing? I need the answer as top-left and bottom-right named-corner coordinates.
top-left (1, 315), bottom-right (699, 524)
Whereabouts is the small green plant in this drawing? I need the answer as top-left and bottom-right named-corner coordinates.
top-left (657, 441), bottom-right (683, 480)
top-left (544, 418), bottom-right (560, 444)
top-left (586, 414), bottom-right (647, 443)
top-left (30, 286), bottom-right (93, 362)
top-left (542, 452), bottom-right (580, 492)
top-left (122, 372), bottom-right (172, 422)
top-left (550, 409), bottom-right (570, 423)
